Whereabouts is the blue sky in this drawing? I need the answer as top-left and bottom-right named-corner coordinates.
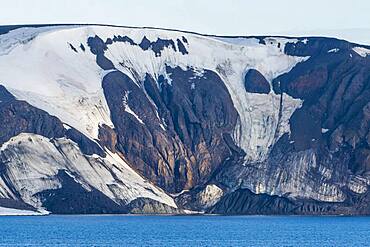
top-left (2, 0), bottom-right (370, 43)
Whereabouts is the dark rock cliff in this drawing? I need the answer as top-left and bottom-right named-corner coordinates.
top-left (102, 67), bottom-right (239, 193)
top-left (244, 69), bottom-right (271, 94)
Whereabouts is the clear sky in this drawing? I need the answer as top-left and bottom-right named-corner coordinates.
top-left (2, 0), bottom-right (370, 43)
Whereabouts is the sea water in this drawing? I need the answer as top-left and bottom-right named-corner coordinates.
top-left (0, 215), bottom-right (369, 246)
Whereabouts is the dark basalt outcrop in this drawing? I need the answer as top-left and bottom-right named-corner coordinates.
top-left (0, 198), bottom-right (37, 212)
top-left (80, 43), bottom-right (86, 52)
top-left (209, 188), bottom-right (370, 215)
top-left (273, 41), bottom-right (370, 173)
top-left (88, 34), bottom-right (188, 59)
top-left (68, 43), bottom-right (78, 53)
top-left (87, 36), bottom-right (115, 70)
top-left (209, 189), bottom-right (297, 215)
top-left (65, 128), bottom-right (105, 157)
top-left (102, 66), bottom-right (239, 193)
top-left (36, 170), bottom-right (126, 214)
top-left (284, 37), bottom-right (354, 57)
top-left (244, 69), bottom-right (270, 94)
top-left (148, 38), bottom-right (177, 56)
top-left (98, 124), bottom-right (117, 153)
top-left (176, 38), bottom-right (188, 55)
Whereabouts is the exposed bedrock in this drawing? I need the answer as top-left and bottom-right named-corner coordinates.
top-left (102, 66), bottom-right (240, 193)
top-left (274, 45), bottom-right (370, 175)
top-left (36, 170), bottom-right (127, 214)
top-left (87, 34), bottom-right (188, 58)
top-left (0, 198), bottom-right (37, 212)
top-left (208, 188), bottom-right (370, 215)
top-left (244, 69), bottom-right (270, 94)
top-left (284, 37), bottom-right (353, 57)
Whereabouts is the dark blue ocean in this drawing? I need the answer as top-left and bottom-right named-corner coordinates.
top-left (0, 215), bottom-right (369, 246)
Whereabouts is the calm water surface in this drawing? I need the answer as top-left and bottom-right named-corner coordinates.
top-left (0, 215), bottom-right (369, 246)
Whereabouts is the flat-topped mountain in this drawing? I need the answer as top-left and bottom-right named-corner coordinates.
top-left (0, 24), bottom-right (369, 215)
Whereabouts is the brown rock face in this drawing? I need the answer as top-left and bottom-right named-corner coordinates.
top-left (102, 66), bottom-right (239, 193)
top-left (98, 124), bottom-right (117, 152)
top-left (274, 44), bottom-right (370, 175)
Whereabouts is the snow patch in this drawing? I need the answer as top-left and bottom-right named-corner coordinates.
top-left (63, 123), bottom-right (71, 130)
top-left (122, 91), bottom-right (144, 124)
top-left (322, 128), bottom-right (329, 133)
top-left (125, 105), bottom-right (144, 124)
top-left (170, 189), bottom-right (189, 197)
top-left (328, 48), bottom-right (339, 53)
top-left (301, 38), bottom-right (308, 44)
top-left (353, 47), bottom-right (370, 57)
